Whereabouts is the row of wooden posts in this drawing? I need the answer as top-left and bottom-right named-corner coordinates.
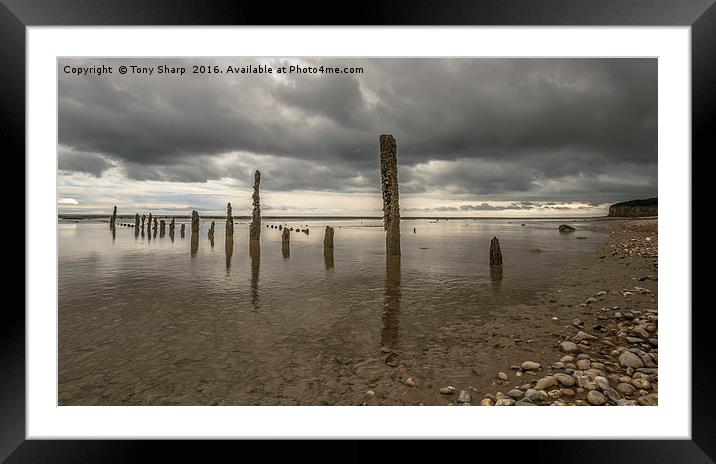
top-left (107, 135), bottom-right (503, 267)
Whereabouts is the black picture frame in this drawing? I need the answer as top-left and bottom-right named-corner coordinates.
top-left (4, 0), bottom-right (710, 461)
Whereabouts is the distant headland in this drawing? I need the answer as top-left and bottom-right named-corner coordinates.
top-left (608, 198), bottom-right (657, 217)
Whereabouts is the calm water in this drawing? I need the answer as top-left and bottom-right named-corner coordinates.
top-left (58, 218), bottom-right (605, 404)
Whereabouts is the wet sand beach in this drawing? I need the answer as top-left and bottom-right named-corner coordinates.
top-left (58, 217), bottom-right (656, 406)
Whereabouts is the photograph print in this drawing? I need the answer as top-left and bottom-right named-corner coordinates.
top-left (58, 57), bottom-right (658, 406)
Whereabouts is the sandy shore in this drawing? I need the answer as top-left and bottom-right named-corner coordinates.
top-left (363, 217), bottom-right (658, 406)
top-left (58, 217), bottom-right (657, 406)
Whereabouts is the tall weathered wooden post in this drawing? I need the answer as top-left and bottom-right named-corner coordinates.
top-left (180, 223), bottom-right (186, 238)
top-left (380, 134), bottom-right (401, 256)
top-left (141, 214), bottom-right (146, 229)
top-left (159, 219), bottom-right (166, 237)
top-left (109, 206), bottom-right (117, 229)
top-left (249, 170), bottom-right (261, 245)
top-left (134, 213), bottom-right (140, 229)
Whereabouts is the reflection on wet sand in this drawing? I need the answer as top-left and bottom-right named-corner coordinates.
top-left (190, 233), bottom-right (199, 256)
top-left (225, 236), bottom-right (233, 270)
top-left (490, 265), bottom-right (503, 291)
top-left (111, 226), bottom-right (116, 242)
top-left (281, 228), bottom-right (290, 259)
top-left (250, 241), bottom-right (260, 310)
top-left (381, 256), bottom-right (401, 360)
top-left (324, 248), bottom-right (334, 270)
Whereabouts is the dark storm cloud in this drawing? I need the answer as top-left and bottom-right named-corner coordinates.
top-left (58, 146), bottom-right (114, 177)
top-left (58, 57), bottom-right (657, 202)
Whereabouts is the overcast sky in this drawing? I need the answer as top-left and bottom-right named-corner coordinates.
top-left (58, 58), bottom-right (657, 217)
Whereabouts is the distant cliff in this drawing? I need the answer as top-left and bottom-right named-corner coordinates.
top-left (608, 198), bottom-right (658, 217)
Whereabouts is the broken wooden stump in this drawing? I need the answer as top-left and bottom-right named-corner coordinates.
top-left (281, 227), bottom-right (290, 258)
top-left (380, 134), bottom-right (401, 256)
top-left (490, 236), bottom-right (503, 266)
top-left (249, 170), bottom-right (261, 243)
top-left (190, 210), bottom-right (200, 254)
top-left (323, 226), bottom-right (334, 249)
top-left (159, 219), bottom-right (166, 237)
top-left (208, 220), bottom-right (215, 246)
top-left (191, 211), bottom-right (200, 234)
top-left (180, 223), bottom-right (185, 238)
top-left (323, 226), bottom-right (335, 268)
top-left (226, 203), bottom-right (234, 240)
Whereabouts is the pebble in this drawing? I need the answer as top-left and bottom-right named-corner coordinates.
top-left (572, 319), bottom-right (584, 328)
top-left (554, 373), bottom-right (576, 387)
top-left (604, 388), bottom-right (621, 403)
top-left (535, 376), bottom-right (557, 390)
top-left (495, 398), bottom-right (515, 406)
top-left (560, 355), bottom-right (575, 363)
top-left (366, 390), bottom-right (375, 397)
top-left (439, 386), bottom-right (455, 395)
top-left (560, 388), bottom-right (575, 398)
top-left (587, 390), bottom-right (607, 405)
top-left (585, 298), bottom-right (597, 304)
top-left (619, 351), bottom-right (644, 368)
top-left (406, 377), bottom-right (417, 387)
top-left (480, 398), bottom-right (494, 406)
top-left (636, 368), bottom-right (658, 375)
top-left (576, 359), bottom-right (591, 370)
top-left (457, 390), bottom-right (471, 404)
top-left (632, 326), bottom-right (650, 338)
top-left (521, 361), bottom-right (541, 370)
top-left (503, 389), bottom-right (523, 400)
top-left (574, 331), bottom-right (597, 342)
top-left (626, 336), bottom-right (644, 344)
top-left (524, 389), bottom-right (548, 403)
top-left (498, 372), bottom-right (508, 381)
top-left (637, 393), bottom-right (658, 406)
top-left (617, 383), bottom-right (636, 396)
top-left (631, 378), bottom-right (651, 390)
top-left (560, 341), bottom-right (579, 353)
top-left (594, 376), bottom-right (610, 391)
top-left (596, 291), bottom-right (607, 296)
